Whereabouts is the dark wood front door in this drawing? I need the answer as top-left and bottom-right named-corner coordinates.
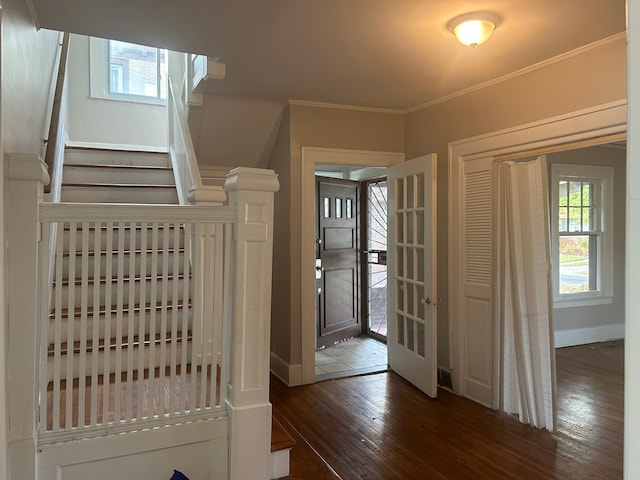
top-left (316, 177), bottom-right (361, 349)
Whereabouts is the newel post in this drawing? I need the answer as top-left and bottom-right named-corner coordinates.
top-left (4, 154), bottom-right (50, 480)
top-left (224, 167), bottom-right (279, 480)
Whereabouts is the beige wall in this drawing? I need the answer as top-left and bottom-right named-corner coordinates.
top-left (268, 35), bottom-right (627, 381)
top-left (66, 34), bottom-right (167, 147)
top-left (269, 104), bottom-right (404, 372)
top-left (548, 145), bottom-right (626, 339)
top-left (269, 107), bottom-right (292, 365)
top-left (405, 35), bottom-right (627, 368)
top-left (2, 0), bottom-right (60, 155)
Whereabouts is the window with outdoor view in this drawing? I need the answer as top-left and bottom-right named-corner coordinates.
top-left (89, 37), bottom-right (167, 104)
top-left (108, 40), bottom-right (167, 100)
top-left (551, 164), bottom-right (613, 307)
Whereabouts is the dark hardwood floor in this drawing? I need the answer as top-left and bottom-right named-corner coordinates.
top-left (270, 340), bottom-right (623, 479)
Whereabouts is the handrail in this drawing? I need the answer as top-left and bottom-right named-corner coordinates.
top-left (39, 202), bottom-right (236, 223)
top-left (44, 32), bottom-right (70, 195)
top-left (167, 77), bottom-right (204, 204)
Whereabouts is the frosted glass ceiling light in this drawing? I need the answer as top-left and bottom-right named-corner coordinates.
top-left (447, 12), bottom-right (500, 47)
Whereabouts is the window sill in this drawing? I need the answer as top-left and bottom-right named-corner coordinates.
top-left (553, 296), bottom-right (614, 309)
top-left (89, 93), bottom-right (167, 107)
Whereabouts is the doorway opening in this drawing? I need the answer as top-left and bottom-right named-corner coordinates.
top-left (364, 178), bottom-right (388, 341)
top-left (449, 101), bottom-right (626, 414)
top-left (314, 166), bottom-right (389, 381)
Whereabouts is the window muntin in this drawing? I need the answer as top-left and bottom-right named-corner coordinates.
top-left (551, 164), bottom-right (613, 307)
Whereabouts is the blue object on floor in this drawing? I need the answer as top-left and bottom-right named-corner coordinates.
top-left (171, 470), bottom-right (190, 480)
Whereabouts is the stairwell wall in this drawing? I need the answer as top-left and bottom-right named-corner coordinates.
top-left (65, 34), bottom-right (167, 148)
top-left (2, 3), bottom-right (60, 478)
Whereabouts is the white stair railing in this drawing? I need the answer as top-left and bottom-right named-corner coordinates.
top-left (167, 77), bottom-right (225, 206)
top-left (37, 203), bottom-right (234, 441)
top-left (6, 154), bottom-right (279, 479)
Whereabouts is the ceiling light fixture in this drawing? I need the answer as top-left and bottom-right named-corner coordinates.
top-left (446, 11), bottom-right (500, 47)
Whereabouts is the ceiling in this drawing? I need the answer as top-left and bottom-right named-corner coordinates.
top-left (29, 0), bottom-right (627, 111)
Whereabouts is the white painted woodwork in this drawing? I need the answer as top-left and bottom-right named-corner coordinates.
top-left (5, 154), bottom-right (50, 480)
top-left (627, 4), bottom-right (640, 479)
top-left (461, 157), bottom-right (494, 408)
top-left (270, 447), bottom-right (292, 479)
top-left (387, 154), bottom-right (438, 398)
top-left (168, 78), bottom-right (226, 206)
top-left (448, 101), bottom-right (627, 409)
top-left (38, 204), bottom-right (233, 436)
top-left (191, 54), bottom-right (226, 94)
top-left (37, 418), bottom-right (229, 480)
top-left (299, 147), bottom-right (404, 386)
top-left (7, 151), bottom-right (279, 478)
top-left (224, 167), bottom-right (280, 480)
top-left (0, 9), bottom-right (6, 480)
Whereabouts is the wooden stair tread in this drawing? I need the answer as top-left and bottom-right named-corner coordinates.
top-left (271, 415), bottom-right (296, 452)
top-left (64, 163), bottom-right (173, 171)
top-left (56, 273), bottom-right (189, 287)
top-left (49, 301), bottom-right (191, 320)
top-left (64, 146), bottom-right (167, 154)
top-left (49, 332), bottom-right (193, 356)
top-left (62, 183), bottom-right (176, 188)
top-left (60, 247), bottom-right (184, 257)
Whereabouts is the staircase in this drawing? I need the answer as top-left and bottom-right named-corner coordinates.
top-left (49, 146), bottom-right (293, 477)
top-left (45, 146), bottom-right (188, 420)
top-left (61, 147), bottom-right (178, 204)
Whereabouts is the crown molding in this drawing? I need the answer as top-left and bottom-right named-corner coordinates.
top-left (405, 32), bottom-right (627, 114)
top-left (288, 99), bottom-right (403, 115)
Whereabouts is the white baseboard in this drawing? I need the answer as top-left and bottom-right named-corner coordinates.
top-left (270, 352), bottom-right (303, 386)
top-left (555, 323), bottom-right (625, 348)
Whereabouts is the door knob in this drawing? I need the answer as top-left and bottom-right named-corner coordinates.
top-left (421, 297), bottom-right (437, 306)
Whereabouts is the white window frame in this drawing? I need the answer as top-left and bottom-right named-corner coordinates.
top-left (89, 37), bottom-right (166, 105)
top-left (550, 163), bottom-right (614, 308)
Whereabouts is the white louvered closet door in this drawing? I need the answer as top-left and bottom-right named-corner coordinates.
top-left (461, 157), bottom-right (495, 408)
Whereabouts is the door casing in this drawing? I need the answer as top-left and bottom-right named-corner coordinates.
top-left (301, 148), bottom-right (404, 385)
top-left (449, 100), bottom-right (627, 406)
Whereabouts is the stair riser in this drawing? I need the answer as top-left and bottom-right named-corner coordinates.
top-left (60, 227), bottom-right (183, 253)
top-left (51, 277), bottom-right (189, 310)
top-left (61, 186), bottom-right (179, 204)
top-left (64, 149), bottom-right (171, 168)
top-left (47, 308), bottom-right (193, 346)
top-left (57, 252), bottom-right (187, 278)
top-left (63, 165), bottom-right (176, 186)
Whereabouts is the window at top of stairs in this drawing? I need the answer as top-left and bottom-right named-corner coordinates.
top-left (89, 37), bottom-right (167, 105)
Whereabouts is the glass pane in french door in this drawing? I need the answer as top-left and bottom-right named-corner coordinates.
top-left (395, 174), bottom-right (426, 357)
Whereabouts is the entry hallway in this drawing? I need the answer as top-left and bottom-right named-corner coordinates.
top-left (270, 340), bottom-right (623, 479)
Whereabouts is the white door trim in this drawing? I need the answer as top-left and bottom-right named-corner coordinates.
top-left (300, 147), bottom-right (404, 384)
top-left (449, 100), bottom-right (627, 401)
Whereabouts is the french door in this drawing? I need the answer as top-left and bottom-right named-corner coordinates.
top-left (387, 154), bottom-right (438, 397)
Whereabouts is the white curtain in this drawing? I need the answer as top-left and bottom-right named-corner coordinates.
top-left (497, 155), bottom-right (556, 431)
